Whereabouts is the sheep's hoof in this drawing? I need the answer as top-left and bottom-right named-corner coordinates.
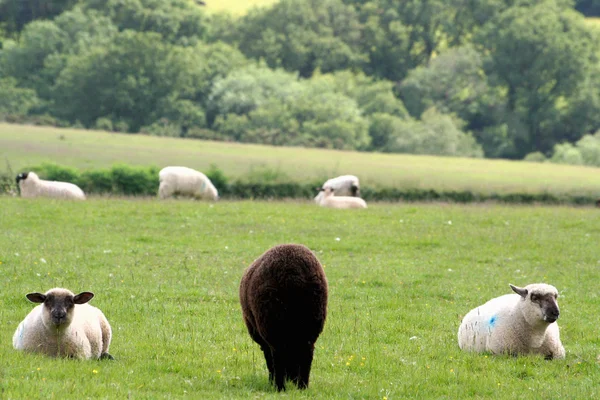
top-left (100, 352), bottom-right (115, 361)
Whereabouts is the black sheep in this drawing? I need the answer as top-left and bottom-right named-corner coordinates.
top-left (239, 244), bottom-right (328, 391)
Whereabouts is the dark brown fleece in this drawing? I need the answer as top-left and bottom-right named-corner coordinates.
top-left (239, 244), bottom-right (328, 391)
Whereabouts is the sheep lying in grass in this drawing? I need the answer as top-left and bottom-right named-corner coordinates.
top-left (158, 166), bottom-right (219, 201)
top-left (240, 244), bottom-right (328, 391)
top-left (458, 283), bottom-right (565, 359)
top-left (314, 175), bottom-right (359, 203)
top-left (318, 187), bottom-right (367, 209)
top-left (16, 172), bottom-right (86, 200)
top-left (13, 288), bottom-right (114, 360)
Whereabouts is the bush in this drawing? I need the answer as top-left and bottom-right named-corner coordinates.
top-left (523, 152), bottom-right (547, 163)
top-left (575, 131), bottom-right (600, 166)
top-left (205, 164), bottom-right (228, 191)
top-left (109, 164), bottom-right (159, 196)
top-left (0, 171), bottom-right (17, 196)
top-left (550, 143), bottom-right (584, 165)
top-left (78, 169), bottom-right (114, 194)
top-left (25, 162), bottom-right (81, 182)
top-left (95, 117), bottom-right (113, 131)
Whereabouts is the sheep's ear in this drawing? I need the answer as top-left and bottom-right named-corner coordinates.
top-left (73, 292), bottom-right (94, 304)
top-left (510, 284), bottom-right (528, 298)
top-left (26, 293), bottom-right (46, 303)
top-left (315, 187), bottom-right (322, 192)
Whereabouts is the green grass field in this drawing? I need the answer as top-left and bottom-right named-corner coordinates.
top-left (2, 123), bottom-right (600, 198)
top-left (203, 0), bottom-right (279, 15)
top-left (1, 197), bottom-right (599, 398)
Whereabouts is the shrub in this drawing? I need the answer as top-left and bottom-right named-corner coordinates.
top-left (110, 164), bottom-right (159, 196)
top-left (523, 152), bottom-right (547, 163)
top-left (78, 169), bottom-right (114, 194)
top-left (26, 162), bottom-right (81, 182)
top-left (95, 117), bottom-right (113, 132)
top-left (205, 164), bottom-right (228, 191)
top-left (550, 143), bottom-right (584, 165)
top-left (575, 131), bottom-right (600, 166)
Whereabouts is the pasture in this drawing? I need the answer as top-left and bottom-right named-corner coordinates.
top-left (2, 123), bottom-right (600, 198)
top-left (1, 197), bottom-right (599, 398)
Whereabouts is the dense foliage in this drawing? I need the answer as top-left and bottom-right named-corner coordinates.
top-left (1, 0), bottom-right (599, 161)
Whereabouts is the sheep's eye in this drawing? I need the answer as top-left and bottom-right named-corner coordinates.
top-left (530, 294), bottom-right (538, 302)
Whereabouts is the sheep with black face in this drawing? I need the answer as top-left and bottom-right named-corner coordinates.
top-left (13, 288), bottom-right (113, 360)
top-left (16, 172), bottom-right (86, 200)
top-left (458, 283), bottom-right (565, 359)
top-left (239, 244), bottom-right (328, 391)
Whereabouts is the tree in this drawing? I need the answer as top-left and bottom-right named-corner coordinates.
top-left (399, 45), bottom-right (520, 157)
top-left (0, 0), bottom-right (78, 35)
top-left (1, 7), bottom-right (118, 102)
top-left (52, 30), bottom-right (208, 131)
top-left (0, 77), bottom-right (40, 117)
top-left (209, 65), bottom-right (370, 149)
top-left (476, 0), bottom-right (599, 155)
top-left (84, 0), bottom-right (208, 43)
top-left (218, 0), bottom-right (365, 77)
top-left (310, 70), bottom-right (409, 118)
top-left (383, 108), bottom-right (483, 157)
top-left (575, 0), bottom-right (600, 16)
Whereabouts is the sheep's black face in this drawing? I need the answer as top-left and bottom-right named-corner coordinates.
top-left (530, 292), bottom-right (560, 323)
top-left (15, 172), bottom-right (28, 184)
top-left (45, 294), bottom-right (75, 326)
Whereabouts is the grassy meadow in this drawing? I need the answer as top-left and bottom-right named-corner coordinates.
top-left (1, 197), bottom-right (599, 398)
top-left (2, 123), bottom-right (600, 198)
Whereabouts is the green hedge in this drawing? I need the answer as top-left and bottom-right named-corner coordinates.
top-left (1, 162), bottom-right (598, 205)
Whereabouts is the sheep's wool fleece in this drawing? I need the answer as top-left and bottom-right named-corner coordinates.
top-left (13, 301), bottom-right (110, 359)
top-left (458, 284), bottom-right (565, 358)
top-left (19, 172), bottom-right (86, 200)
top-left (158, 166), bottom-right (218, 200)
top-left (314, 175), bottom-right (359, 203)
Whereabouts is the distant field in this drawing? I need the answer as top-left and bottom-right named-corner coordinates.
top-left (2, 123), bottom-right (600, 197)
top-left (203, 0), bottom-right (279, 14)
top-left (1, 198), bottom-right (599, 398)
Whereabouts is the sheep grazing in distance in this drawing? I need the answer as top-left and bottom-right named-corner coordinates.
top-left (239, 244), bottom-right (328, 391)
top-left (458, 283), bottom-right (565, 359)
top-left (16, 172), bottom-right (86, 200)
top-left (314, 175), bottom-right (360, 203)
top-left (318, 187), bottom-right (367, 209)
top-left (13, 288), bottom-right (114, 360)
top-left (158, 166), bottom-right (219, 201)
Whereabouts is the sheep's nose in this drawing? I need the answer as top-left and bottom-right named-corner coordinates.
top-left (545, 311), bottom-right (559, 323)
top-left (52, 311), bottom-right (66, 320)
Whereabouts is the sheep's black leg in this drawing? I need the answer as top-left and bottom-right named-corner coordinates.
top-left (260, 345), bottom-right (275, 382)
top-left (296, 343), bottom-right (315, 389)
top-left (272, 348), bottom-right (286, 391)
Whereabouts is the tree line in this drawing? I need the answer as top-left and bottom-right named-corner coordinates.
top-left (1, 0), bottom-right (600, 163)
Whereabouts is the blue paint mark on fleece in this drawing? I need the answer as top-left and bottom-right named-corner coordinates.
top-left (489, 315), bottom-right (497, 328)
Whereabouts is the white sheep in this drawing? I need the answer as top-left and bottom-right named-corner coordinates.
top-left (458, 283), bottom-right (565, 359)
top-left (318, 187), bottom-right (367, 209)
top-left (13, 288), bottom-right (113, 360)
top-left (158, 166), bottom-right (219, 201)
top-left (16, 172), bottom-right (86, 200)
top-left (314, 175), bottom-right (360, 203)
